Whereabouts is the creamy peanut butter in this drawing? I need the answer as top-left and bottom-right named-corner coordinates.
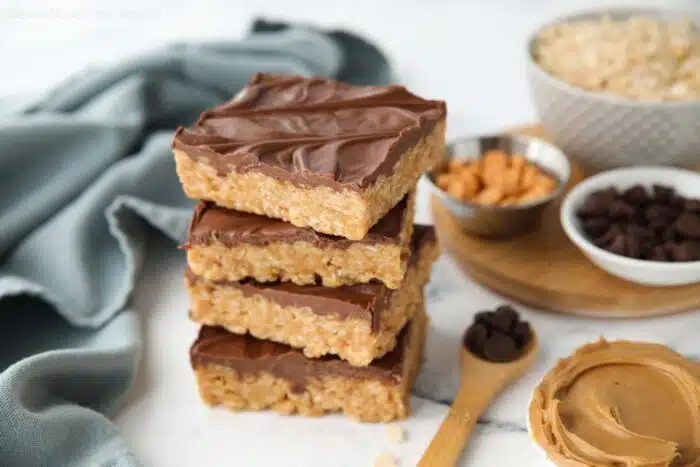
top-left (529, 339), bottom-right (700, 467)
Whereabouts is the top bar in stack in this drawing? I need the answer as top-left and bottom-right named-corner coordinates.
top-left (172, 73), bottom-right (446, 240)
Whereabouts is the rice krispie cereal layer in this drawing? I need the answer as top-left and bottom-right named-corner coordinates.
top-left (186, 226), bottom-right (438, 366)
top-left (186, 191), bottom-right (415, 289)
top-left (173, 73), bottom-right (446, 240)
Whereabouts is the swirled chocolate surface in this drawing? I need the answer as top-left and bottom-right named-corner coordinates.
top-left (529, 339), bottom-right (700, 467)
top-left (172, 73), bottom-right (446, 191)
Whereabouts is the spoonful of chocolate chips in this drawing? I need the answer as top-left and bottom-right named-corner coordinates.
top-left (419, 305), bottom-right (538, 467)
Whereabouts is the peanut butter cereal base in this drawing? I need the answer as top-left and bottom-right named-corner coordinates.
top-left (433, 124), bottom-right (700, 318)
top-left (186, 196), bottom-right (415, 289)
top-left (192, 307), bottom-right (427, 423)
top-left (187, 238), bottom-right (438, 366)
top-left (174, 121), bottom-right (445, 240)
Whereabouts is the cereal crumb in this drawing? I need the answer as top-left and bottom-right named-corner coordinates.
top-left (386, 424), bottom-right (406, 444)
top-left (374, 453), bottom-right (398, 467)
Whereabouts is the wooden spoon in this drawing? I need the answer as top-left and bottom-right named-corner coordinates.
top-left (418, 331), bottom-right (539, 467)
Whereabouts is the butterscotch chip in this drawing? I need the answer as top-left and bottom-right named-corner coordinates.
top-left (501, 167), bottom-right (523, 196)
top-left (436, 173), bottom-right (453, 191)
top-left (511, 154), bottom-right (527, 172)
top-left (519, 185), bottom-right (552, 203)
top-left (482, 150), bottom-right (509, 187)
top-left (375, 453), bottom-right (398, 467)
top-left (437, 148), bottom-right (557, 206)
top-left (460, 171), bottom-right (481, 198)
top-left (474, 186), bottom-right (503, 205)
top-left (535, 173), bottom-right (557, 191)
top-left (521, 164), bottom-right (540, 190)
top-left (448, 159), bottom-right (467, 172)
top-left (447, 179), bottom-right (469, 199)
top-left (500, 196), bottom-right (519, 206)
top-left (483, 149), bottom-right (509, 168)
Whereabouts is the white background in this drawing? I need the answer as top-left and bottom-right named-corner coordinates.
top-left (3, 0), bottom-right (700, 465)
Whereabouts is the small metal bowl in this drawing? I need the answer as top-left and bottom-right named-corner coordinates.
top-left (425, 134), bottom-right (571, 238)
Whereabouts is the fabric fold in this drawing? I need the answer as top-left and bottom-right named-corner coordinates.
top-left (0, 20), bottom-right (391, 467)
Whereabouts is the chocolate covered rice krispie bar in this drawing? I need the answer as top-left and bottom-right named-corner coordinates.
top-left (172, 73), bottom-right (446, 240)
top-left (186, 226), bottom-right (438, 367)
top-left (190, 301), bottom-right (428, 423)
top-left (184, 191), bottom-right (415, 289)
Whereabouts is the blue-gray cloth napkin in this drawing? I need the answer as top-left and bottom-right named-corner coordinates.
top-left (0, 20), bottom-right (392, 467)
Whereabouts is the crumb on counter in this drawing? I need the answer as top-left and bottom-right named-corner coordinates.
top-left (374, 453), bottom-right (398, 467)
top-left (386, 424), bottom-right (406, 444)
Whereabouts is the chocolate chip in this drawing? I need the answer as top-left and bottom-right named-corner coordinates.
top-left (464, 305), bottom-right (532, 363)
top-left (653, 185), bottom-right (676, 204)
top-left (689, 241), bottom-right (700, 261)
top-left (607, 234), bottom-right (628, 256)
top-left (669, 195), bottom-right (685, 212)
top-left (649, 218), bottom-right (669, 234)
top-left (668, 242), bottom-right (692, 262)
top-left (668, 241), bottom-right (700, 262)
top-left (491, 305), bottom-right (518, 332)
top-left (482, 332), bottom-right (520, 363)
top-left (593, 224), bottom-right (623, 248)
top-left (583, 218), bottom-right (611, 237)
top-left (512, 321), bottom-right (532, 347)
top-left (625, 235), bottom-right (642, 258)
top-left (609, 200), bottom-right (636, 220)
top-left (639, 243), bottom-right (654, 259)
top-left (577, 196), bottom-right (609, 218)
top-left (622, 185), bottom-right (649, 206)
top-left (675, 213), bottom-right (700, 240)
top-left (645, 204), bottom-right (677, 223)
top-left (474, 311), bottom-right (491, 325)
top-left (464, 323), bottom-right (488, 354)
top-left (626, 224), bottom-right (655, 241)
top-left (685, 199), bottom-right (700, 213)
top-left (662, 226), bottom-right (680, 243)
top-left (576, 184), bottom-right (700, 262)
top-left (647, 245), bottom-right (668, 262)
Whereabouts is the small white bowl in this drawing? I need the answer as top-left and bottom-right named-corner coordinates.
top-left (560, 167), bottom-right (700, 287)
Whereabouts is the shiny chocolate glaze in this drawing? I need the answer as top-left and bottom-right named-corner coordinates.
top-left (172, 73), bottom-right (446, 191)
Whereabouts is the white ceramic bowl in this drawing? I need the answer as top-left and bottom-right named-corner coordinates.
top-left (526, 7), bottom-right (700, 171)
top-left (560, 167), bottom-right (700, 287)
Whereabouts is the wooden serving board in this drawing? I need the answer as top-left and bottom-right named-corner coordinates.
top-left (432, 124), bottom-right (700, 318)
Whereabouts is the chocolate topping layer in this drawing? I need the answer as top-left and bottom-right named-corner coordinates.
top-left (184, 225), bottom-right (436, 331)
top-left (187, 192), bottom-right (412, 249)
top-left (172, 73), bottom-right (446, 191)
top-left (190, 317), bottom-right (413, 392)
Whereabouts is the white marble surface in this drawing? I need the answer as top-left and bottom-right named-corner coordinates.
top-left (4, 0), bottom-right (700, 465)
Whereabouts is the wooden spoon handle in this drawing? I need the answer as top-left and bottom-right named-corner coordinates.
top-left (417, 378), bottom-right (498, 467)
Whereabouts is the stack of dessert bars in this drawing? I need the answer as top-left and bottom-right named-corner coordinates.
top-left (172, 73), bottom-right (446, 422)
